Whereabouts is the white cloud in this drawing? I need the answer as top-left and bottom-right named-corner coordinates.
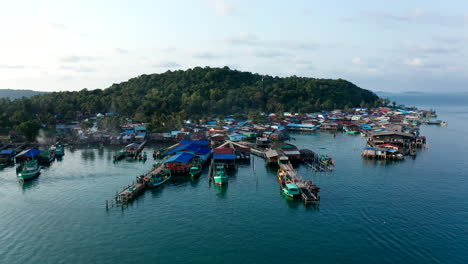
top-left (405, 58), bottom-right (424, 67)
top-left (213, 0), bottom-right (235, 16)
top-left (153, 61), bottom-right (181, 68)
top-left (352, 57), bottom-right (363, 65)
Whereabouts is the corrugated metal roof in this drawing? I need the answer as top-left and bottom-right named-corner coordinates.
top-left (165, 153), bottom-right (194, 164)
top-left (213, 153), bottom-right (236, 160)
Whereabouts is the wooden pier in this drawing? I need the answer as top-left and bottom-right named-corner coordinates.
top-left (114, 160), bottom-right (167, 205)
top-left (295, 180), bottom-right (320, 204)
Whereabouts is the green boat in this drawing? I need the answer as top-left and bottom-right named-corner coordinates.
top-left (190, 166), bottom-right (201, 178)
top-left (146, 169), bottom-right (171, 188)
top-left (189, 156), bottom-right (202, 178)
top-left (16, 160), bottom-right (41, 181)
top-left (282, 182), bottom-right (300, 198)
top-left (55, 144), bottom-right (65, 157)
top-left (213, 163), bottom-right (228, 185)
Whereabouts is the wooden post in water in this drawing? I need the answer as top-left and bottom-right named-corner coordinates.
top-left (106, 200), bottom-right (109, 209)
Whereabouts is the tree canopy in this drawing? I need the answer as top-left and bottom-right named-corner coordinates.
top-left (0, 66), bottom-right (380, 129)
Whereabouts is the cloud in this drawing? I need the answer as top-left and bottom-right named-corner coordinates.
top-left (350, 57), bottom-right (382, 73)
top-left (161, 46), bottom-right (177, 53)
top-left (252, 50), bottom-right (288, 58)
top-left (59, 65), bottom-right (95, 72)
top-left (192, 52), bottom-right (221, 59)
top-left (213, 0), bottom-right (235, 16)
top-left (153, 61), bottom-right (181, 68)
top-left (348, 9), bottom-right (468, 27)
top-left (224, 33), bottom-right (319, 51)
top-left (0, 64), bottom-right (40, 70)
top-left (352, 57), bottom-right (363, 65)
top-left (225, 33), bottom-right (258, 45)
top-left (405, 58), bottom-right (424, 67)
top-left (0, 64), bottom-right (27, 69)
top-left (115, 48), bottom-right (128, 54)
top-left (49, 22), bottom-right (67, 31)
top-left (60, 55), bottom-right (100, 63)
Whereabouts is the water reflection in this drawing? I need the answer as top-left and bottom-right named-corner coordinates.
top-left (213, 183), bottom-right (228, 197)
top-left (81, 150), bottom-right (96, 161)
top-left (19, 177), bottom-right (40, 192)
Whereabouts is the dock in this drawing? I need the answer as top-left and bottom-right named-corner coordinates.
top-left (114, 160), bottom-right (167, 205)
top-left (295, 180), bottom-right (320, 204)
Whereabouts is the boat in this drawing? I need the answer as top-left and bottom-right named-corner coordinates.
top-left (54, 144), bottom-right (65, 157)
top-left (213, 163), bottom-right (228, 185)
top-left (346, 130), bottom-right (359, 135)
top-left (281, 181), bottom-right (300, 198)
top-left (189, 165), bottom-right (202, 178)
top-left (0, 149), bottom-right (15, 168)
top-left (360, 131), bottom-right (366, 137)
top-left (441, 121), bottom-right (448, 126)
top-left (113, 149), bottom-right (126, 161)
top-left (146, 169), bottom-right (171, 188)
top-left (16, 159), bottom-right (41, 181)
top-left (38, 149), bottom-right (55, 165)
top-left (426, 119), bottom-right (442, 125)
top-left (189, 156), bottom-right (202, 178)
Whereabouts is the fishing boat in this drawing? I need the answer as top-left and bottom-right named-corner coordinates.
top-left (113, 149), bottom-right (126, 161)
top-left (360, 131), bottom-right (366, 137)
top-left (281, 181), bottom-right (300, 198)
top-left (38, 149), bottom-right (55, 165)
top-left (213, 163), bottom-right (228, 185)
top-left (426, 119), bottom-right (442, 125)
top-left (346, 130), bottom-right (359, 135)
top-left (54, 144), bottom-right (65, 157)
top-left (146, 169), bottom-right (171, 188)
top-left (441, 121), bottom-right (448, 126)
top-left (16, 159), bottom-right (41, 181)
top-left (189, 156), bottom-right (202, 178)
top-left (189, 165), bottom-right (202, 178)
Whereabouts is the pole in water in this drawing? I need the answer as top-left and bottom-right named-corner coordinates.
top-left (106, 200), bottom-right (109, 209)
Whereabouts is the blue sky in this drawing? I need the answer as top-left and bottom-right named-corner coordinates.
top-left (0, 0), bottom-right (467, 92)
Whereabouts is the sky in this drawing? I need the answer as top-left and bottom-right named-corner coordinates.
top-left (0, 0), bottom-right (467, 93)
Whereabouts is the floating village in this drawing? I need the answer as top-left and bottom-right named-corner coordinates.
top-left (0, 106), bottom-right (446, 208)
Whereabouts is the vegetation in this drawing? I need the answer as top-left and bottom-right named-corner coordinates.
top-left (0, 66), bottom-right (382, 131)
top-left (0, 89), bottom-right (48, 99)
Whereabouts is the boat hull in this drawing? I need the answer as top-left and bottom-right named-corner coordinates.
top-left (214, 177), bottom-right (228, 185)
top-left (17, 169), bottom-right (41, 181)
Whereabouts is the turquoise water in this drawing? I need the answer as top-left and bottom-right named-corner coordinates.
top-left (0, 104), bottom-right (467, 264)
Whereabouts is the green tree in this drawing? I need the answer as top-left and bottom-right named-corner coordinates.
top-left (16, 121), bottom-right (41, 141)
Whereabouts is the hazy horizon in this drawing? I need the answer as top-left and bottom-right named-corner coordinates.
top-left (1, 0), bottom-right (467, 93)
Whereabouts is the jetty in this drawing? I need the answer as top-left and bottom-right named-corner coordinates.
top-left (114, 160), bottom-right (167, 205)
top-left (278, 156), bottom-right (320, 204)
top-left (300, 149), bottom-right (334, 172)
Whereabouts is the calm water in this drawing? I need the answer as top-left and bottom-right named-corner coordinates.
top-left (1, 102), bottom-right (467, 264)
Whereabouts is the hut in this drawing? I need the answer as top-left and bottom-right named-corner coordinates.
top-left (0, 149), bottom-right (16, 165)
top-left (164, 153), bottom-right (195, 174)
top-left (265, 149), bottom-right (280, 164)
top-left (271, 143), bottom-right (301, 161)
top-left (213, 147), bottom-right (236, 169)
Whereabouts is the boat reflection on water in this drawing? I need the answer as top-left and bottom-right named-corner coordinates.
top-left (213, 183), bottom-right (228, 197)
top-left (19, 177), bottom-right (40, 192)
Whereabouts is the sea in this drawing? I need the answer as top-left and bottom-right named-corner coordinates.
top-left (0, 93), bottom-right (467, 264)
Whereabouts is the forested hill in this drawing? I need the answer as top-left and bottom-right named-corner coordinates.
top-left (0, 66), bottom-right (380, 128)
top-left (0, 89), bottom-right (47, 99)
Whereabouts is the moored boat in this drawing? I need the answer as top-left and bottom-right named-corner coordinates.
top-left (189, 165), bottom-right (202, 178)
top-left (16, 160), bottom-right (41, 181)
top-left (54, 144), bottom-right (65, 157)
top-left (146, 169), bottom-right (171, 188)
top-left (213, 163), bottom-right (228, 185)
top-left (281, 182), bottom-right (300, 198)
top-left (38, 150), bottom-right (55, 165)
